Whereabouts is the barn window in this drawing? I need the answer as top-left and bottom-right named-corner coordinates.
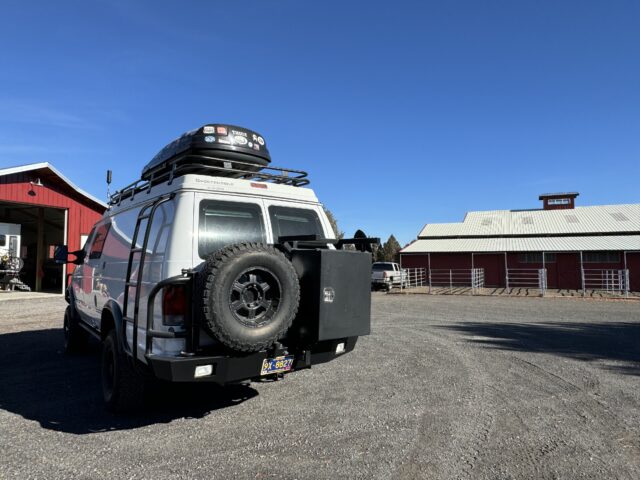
top-left (548, 198), bottom-right (570, 205)
top-left (519, 253), bottom-right (556, 263)
top-left (583, 252), bottom-right (620, 263)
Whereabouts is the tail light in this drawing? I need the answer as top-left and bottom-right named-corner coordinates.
top-left (162, 285), bottom-right (186, 326)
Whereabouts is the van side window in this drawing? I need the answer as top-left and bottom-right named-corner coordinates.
top-left (198, 200), bottom-right (266, 259)
top-left (83, 227), bottom-right (96, 255)
top-left (0, 235), bottom-right (5, 247)
top-left (268, 206), bottom-right (324, 241)
top-left (89, 222), bottom-right (112, 260)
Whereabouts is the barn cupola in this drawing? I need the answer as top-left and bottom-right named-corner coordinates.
top-left (539, 192), bottom-right (579, 210)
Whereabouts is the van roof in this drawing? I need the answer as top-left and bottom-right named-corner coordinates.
top-left (107, 173), bottom-right (319, 215)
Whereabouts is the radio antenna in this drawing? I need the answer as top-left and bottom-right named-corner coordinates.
top-left (106, 170), bottom-right (112, 201)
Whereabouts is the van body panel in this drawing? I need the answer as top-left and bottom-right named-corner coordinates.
top-left (72, 177), bottom-right (333, 362)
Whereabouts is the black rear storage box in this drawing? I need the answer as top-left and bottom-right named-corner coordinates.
top-left (290, 249), bottom-right (371, 342)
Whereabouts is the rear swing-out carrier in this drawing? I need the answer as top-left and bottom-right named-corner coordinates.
top-left (97, 124), bottom-right (378, 384)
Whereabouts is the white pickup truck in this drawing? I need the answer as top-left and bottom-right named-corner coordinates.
top-left (371, 262), bottom-right (407, 291)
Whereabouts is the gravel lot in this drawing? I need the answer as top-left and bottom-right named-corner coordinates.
top-left (1, 294), bottom-right (639, 479)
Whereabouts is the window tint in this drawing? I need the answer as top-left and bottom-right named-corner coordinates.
top-left (372, 263), bottom-right (394, 271)
top-left (268, 206), bottom-right (324, 241)
top-left (89, 222), bottom-right (111, 260)
top-left (199, 200), bottom-right (266, 258)
top-left (83, 228), bottom-right (96, 255)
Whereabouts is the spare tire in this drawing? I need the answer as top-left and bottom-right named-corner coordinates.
top-left (198, 242), bottom-right (300, 352)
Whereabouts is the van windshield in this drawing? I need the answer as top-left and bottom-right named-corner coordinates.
top-left (199, 200), bottom-right (266, 258)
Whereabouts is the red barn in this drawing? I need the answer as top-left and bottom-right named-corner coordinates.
top-left (400, 193), bottom-right (640, 294)
top-left (0, 162), bottom-right (106, 292)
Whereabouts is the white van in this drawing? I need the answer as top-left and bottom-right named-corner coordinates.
top-left (59, 124), bottom-right (375, 412)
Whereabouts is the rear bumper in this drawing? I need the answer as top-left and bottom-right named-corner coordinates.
top-left (146, 337), bottom-right (358, 383)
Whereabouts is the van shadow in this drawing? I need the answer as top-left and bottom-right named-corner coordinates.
top-left (441, 321), bottom-right (640, 375)
top-left (0, 328), bottom-right (258, 435)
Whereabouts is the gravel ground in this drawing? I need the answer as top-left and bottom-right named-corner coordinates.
top-left (0, 294), bottom-right (639, 479)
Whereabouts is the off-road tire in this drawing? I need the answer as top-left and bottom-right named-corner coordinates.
top-left (101, 330), bottom-right (144, 413)
top-left (63, 305), bottom-right (89, 353)
top-left (198, 242), bottom-right (300, 352)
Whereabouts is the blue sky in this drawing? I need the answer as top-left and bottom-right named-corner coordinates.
top-left (1, 1), bottom-right (638, 245)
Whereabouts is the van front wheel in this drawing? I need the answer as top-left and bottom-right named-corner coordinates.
top-left (101, 330), bottom-right (144, 412)
top-left (63, 306), bottom-right (88, 353)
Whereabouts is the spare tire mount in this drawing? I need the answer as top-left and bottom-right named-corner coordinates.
top-left (198, 242), bottom-right (300, 352)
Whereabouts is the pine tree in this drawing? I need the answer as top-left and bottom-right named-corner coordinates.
top-left (383, 234), bottom-right (401, 262)
top-left (373, 235), bottom-right (401, 262)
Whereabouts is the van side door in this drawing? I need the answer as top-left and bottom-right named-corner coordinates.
top-left (71, 227), bottom-right (94, 324)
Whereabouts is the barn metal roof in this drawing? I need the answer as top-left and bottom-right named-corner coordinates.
top-left (539, 192), bottom-right (579, 199)
top-left (0, 162), bottom-right (107, 208)
top-left (401, 235), bottom-right (640, 254)
top-left (418, 204), bottom-right (640, 238)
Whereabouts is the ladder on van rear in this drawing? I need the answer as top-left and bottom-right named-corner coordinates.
top-left (121, 194), bottom-right (174, 361)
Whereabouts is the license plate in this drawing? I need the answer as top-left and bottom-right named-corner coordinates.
top-left (260, 355), bottom-right (294, 375)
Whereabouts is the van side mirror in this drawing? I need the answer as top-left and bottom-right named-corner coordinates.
top-left (54, 245), bottom-right (85, 265)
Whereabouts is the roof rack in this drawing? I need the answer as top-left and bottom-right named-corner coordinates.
top-left (108, 154), bottom-right (309, 206)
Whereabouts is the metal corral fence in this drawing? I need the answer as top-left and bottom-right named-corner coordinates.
top-left (581, 269), bottom-right (630, 297)
top-left (506, 268), bottom-right (547, 296)
top-left (398, 266), bottom-right (632, 298)
top-left (400, 268), bottom-right (485, 294)
top-left (402, 267), bottom-right (428, 288)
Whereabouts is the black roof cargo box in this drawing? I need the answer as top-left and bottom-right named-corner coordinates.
top-left (141, 124), bottom-right (271, 180)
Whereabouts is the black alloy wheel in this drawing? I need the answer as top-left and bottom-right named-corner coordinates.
top-left (229, 268), bottom-right (281, 328)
